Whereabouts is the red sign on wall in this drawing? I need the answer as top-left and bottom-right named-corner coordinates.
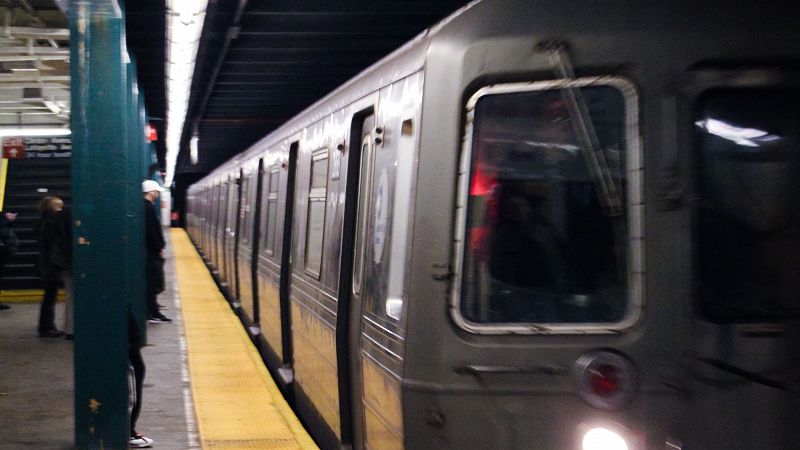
top-left (146, 124), bottom-right (157, 142)
top-left (2, 136), bottom-right (25, 159)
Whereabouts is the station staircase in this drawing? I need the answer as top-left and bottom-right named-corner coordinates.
top-left (1, 158), bottom-right (71, 292)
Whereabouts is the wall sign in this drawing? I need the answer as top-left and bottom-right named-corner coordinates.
top-left (2, 137), bottom-right (25, 159)
top-left (23, 136), bottom-right (72, 158)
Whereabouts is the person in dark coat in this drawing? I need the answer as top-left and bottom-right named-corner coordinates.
top-left (0, 210), bottom-right (18, 310)
top-left (142, 180), bottom-right (170, 323)
top-left (51, 206), bottom-right (73, 338)
top-left (128, 307), bottom-right (154, 448)
top-left (36, 196), bottom-right (65, 337)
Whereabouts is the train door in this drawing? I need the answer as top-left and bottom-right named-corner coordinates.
top-left (279, 143), bottom-right (299, 367)
top-left (345, 108), bottom-right (418, 449)
top-left (341, 113), bottom-right (375, 450)
top-left (685, 78), bottom-right (800, 449)
top-left (224, 175), bottom-right (239, 290)
top-left (210, 183), bottom-right (222, 271)
top-left (219, 181), bottom-right (230, 282)
top-left (248, 159), bottom-right (265, 330)
top-left (236, 168), bottom-right (253, 308)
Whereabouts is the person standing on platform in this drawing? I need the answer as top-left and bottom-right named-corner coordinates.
top-left (0, 210), bottom-right (18, 310)
top-left (143, 180), bottom-right (171, 323)
top-left (128, 307), bottom-right (154, 448)
top-left (51, 205), bottom-right (73, 339)
top-left (35, 196), bottom-right (65, 337)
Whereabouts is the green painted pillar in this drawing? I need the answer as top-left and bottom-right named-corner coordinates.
top-left (70, 2), bottom-right (133, 448)
top-left (126, 56), bottom-right (147, 340)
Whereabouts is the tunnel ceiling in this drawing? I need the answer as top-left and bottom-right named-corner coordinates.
top-left (125, 0), bottom-right (471, 190)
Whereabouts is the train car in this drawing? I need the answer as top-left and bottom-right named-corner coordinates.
top-left (185, 0), bottom-right (800, 448)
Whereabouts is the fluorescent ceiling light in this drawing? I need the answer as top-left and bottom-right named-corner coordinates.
top-left (696, 118), bottom-right (781, 147)
top-left (0, 127), bottom-right (71, 137)
top-left (164, 1), bottom-right (207, 186)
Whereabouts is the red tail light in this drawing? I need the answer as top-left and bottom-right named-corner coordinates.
top-left (590, 363), bottom-right (621, 397)
top-left (575, 351), bottom-right (637, 410)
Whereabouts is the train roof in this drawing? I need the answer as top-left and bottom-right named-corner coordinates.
top-left (191, 1), bottom-right (482, 189)
top-left (189, 0), bottom-right (800, 191)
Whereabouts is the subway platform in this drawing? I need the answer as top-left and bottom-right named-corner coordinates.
top-left (0, 229), bottom-right (317, 449)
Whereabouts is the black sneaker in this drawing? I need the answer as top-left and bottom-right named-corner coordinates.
top-left (148, 314), bottom-right (172, 324)
top-left (0, 303), bottom-right (10, 310)
top-left (39, 329), bottom-right (65, 338)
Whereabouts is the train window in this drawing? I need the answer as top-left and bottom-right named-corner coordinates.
top-left (265, 168), bottom-right (280, 255)
top-left (261, 168), bottom-right (280, 256)
top-left (695, 88), bottom-right (800, 323)
top-left (226, 179), bottom-right (237, 234)
top-left (240, 176), bottom-right (251, 244)
top-left (455, 78), bottom-right (641, 332)
top-left (305, 150), bottom-right (329, 277)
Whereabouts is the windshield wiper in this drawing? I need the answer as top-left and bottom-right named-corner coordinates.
top-left (540, 41), bottom-right (624, 217)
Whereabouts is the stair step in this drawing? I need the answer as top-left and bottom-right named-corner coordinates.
top-left (1, 154), bottom-right (71, 287)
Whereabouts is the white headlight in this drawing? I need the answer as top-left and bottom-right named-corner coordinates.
top-left (583, 427), bottom-right (629, 450)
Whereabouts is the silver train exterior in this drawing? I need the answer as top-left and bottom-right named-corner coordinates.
top-left (185, 0), bottom-right (800, 448)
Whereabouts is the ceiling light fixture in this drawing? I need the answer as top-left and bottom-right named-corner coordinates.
top-left (189, 132), bottom-right (199, 165)
top-left (0, 127), bottom-right (71, 137)
top-left (164, 1), bottom-right (207, 187)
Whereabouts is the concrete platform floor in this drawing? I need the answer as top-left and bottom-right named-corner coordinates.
top-left (0, 233), bottom-right (199, 449)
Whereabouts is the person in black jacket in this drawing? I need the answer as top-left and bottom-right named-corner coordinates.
top-left (51, 206), bottom-right (73, 338)
top-left (128, 307), bottom-right (154, 448)
top-left (36, 196), bottom-right (65, 337)
top-left (0, 210), bottom-right (18, 310)
top-left (142, 180), bottom-right (170, 323)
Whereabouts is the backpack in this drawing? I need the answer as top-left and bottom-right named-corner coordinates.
top-left (0, 227), bottom-right (19, 257)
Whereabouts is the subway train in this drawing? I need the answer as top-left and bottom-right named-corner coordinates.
top-left (185, 0), bottom-right (800, 448)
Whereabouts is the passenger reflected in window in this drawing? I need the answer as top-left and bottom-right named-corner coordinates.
top-left (488, 188), bottom-right (566, 322)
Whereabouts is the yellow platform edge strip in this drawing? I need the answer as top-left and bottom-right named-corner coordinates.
top-left (1, 289), bottom-right (65, 302)
top-left (0, 157), bottom-right (8, 211)
top-left (171, 228), bottom-right (318, 450)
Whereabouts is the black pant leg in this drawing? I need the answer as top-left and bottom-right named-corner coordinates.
top-left (145, 256), bottom-right (162, 317)
top-left (38, 280), bottom-right (59, 332)
top-left (128, 347), bottom-right (145, 434)
top-left (146, 288), bottom-right (159, 317)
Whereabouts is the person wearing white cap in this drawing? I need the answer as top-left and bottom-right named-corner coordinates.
top-left (127, 180), bottom-right (168, 448)
top-left (142, 180), bottom-right (171, 324)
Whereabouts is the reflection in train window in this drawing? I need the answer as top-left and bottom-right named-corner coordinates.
top-left (460, 83), bottom-right (631, 325)
top-left (305, 150), bottom-right (328, 277)
top-left (696, 89), bottom-right (800, 323)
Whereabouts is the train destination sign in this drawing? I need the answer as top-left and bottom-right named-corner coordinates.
top-left (1, 136), bottom-right (72, 159)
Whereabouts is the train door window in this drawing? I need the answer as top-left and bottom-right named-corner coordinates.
top-left (227, 179), bottom-right (237, 234)
top-left (248, 172), bottom-right (258, 244)
top-left (240, 175), bottom-right (251, 244)
top-left (305, 149), bottom-right (329, 277)
top-left (695, 88), bottom-right (800, 323)
top-left (265, 167), bottom-right (280, 255)
top-left (258, 166), bottom-right (270, 254)
top-left (217, 184), bottom-right (225, 230)
top-left (454, 78), bottom-right (642, 333)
